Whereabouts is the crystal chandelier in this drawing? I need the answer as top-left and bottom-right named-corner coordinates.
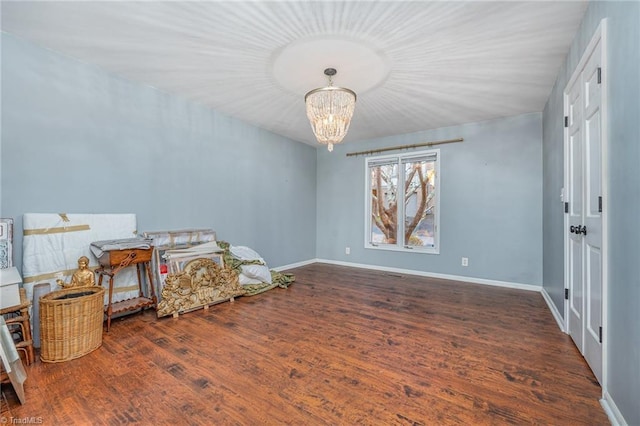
top-left (305, 68), bottom-right (357, 152)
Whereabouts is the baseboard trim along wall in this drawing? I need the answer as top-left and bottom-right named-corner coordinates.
top-left (272, 258), bottom-right (317, 272)
top-left (314, 259), bottom-right (541, 292)
top-left (541, 287), bottom-right (566, 332)
top-left (601, 391), bottom-right (627, 426)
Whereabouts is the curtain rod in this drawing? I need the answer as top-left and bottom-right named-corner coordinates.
top-left (346, 137), bottom-right (464, 157)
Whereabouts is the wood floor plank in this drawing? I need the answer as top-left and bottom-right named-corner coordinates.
top-left (2, 264), bottom-right (608, 425)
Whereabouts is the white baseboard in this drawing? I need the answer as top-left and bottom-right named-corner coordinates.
top-left (272, 258), bottom-right (317, 272)
top-left (541, 287), bottom-right (566, 332)
top-left (601, 391), bottom-right (627, 425)
top-left (315, 258), bottom-right (540, 292)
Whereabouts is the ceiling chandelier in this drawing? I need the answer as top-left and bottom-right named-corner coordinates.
top-left (305, 68), bottom-right (357, 152)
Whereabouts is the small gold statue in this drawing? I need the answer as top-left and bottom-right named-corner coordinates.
top-left (56, 256), bottom-right (96, 288)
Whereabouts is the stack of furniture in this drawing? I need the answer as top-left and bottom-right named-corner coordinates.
top-left (0, 316), bottom-right (27, 405)
top-left (0, 288), bottom-right (34, 366)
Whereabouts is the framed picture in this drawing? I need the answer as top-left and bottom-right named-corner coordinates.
top-left (169, 253), bottom-right (224, 274)
top-left (0, 218), bottom-right (14, 269)
top-left (143, 229), bottom-right (217, 300)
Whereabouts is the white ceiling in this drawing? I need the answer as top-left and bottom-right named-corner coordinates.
top-left (1, 1), bottom-right (588, 147)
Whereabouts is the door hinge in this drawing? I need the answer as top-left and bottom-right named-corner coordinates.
top-left (565, 288), bottom-right (569, 300)
top-left (564, 116), bottom-right (569, 128)
top-left (564, 202), bottom-right (569, 213)
top-left (599, 326), bottom-right (603, 343)
top-left (598, 196), bottom-right (602, 213)
top-left (597, 67), bottom-right (602, 84)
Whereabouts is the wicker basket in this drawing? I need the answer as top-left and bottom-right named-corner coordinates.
top-left (40, 286), bottom-right (105, 363)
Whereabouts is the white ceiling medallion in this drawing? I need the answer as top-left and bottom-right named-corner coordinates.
top-left (270, 36), bottom-right (389, 97)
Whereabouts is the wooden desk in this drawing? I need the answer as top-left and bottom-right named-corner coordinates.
top-left (95, 248), bottom-right (157, 332)
top-left (0, 288), bottom-right (34, 366)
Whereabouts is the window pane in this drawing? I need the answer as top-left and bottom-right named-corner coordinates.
top-left (403, 158), bottom-right (436, 247)
top-left (369, 162), bottom-right (398, 244)
top-left (365, 148), bottom-right (439, 253)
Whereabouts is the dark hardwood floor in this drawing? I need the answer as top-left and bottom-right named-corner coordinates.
top-left (2, 264), bottom-right (608, 425)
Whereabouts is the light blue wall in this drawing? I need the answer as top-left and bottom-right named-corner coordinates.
top-left (0, 33), bottom-right (317, 270)
top-left (317, 113), bottom-right (543, 286)
top-left (542, 1), bottom-right (640, 424)
top-left (541, 87), bottom-right (566, 310)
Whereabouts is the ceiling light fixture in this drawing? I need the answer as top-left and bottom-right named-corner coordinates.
top-left (305, 68), bottom-right (357, 152)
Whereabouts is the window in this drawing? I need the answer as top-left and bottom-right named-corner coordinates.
top-left (365, 149), bottom-right (439, 253)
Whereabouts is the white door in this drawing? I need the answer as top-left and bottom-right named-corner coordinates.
top-left (565, 37), bottom-right (604, 385)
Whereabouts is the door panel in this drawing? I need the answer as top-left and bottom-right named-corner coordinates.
top-left (587, 246), bottom-right (602, 338)
top-left (569, 237), bottom-right (583, 348)
top-left (585, 243), bottom-right (602, 383)
top-left (582, 43), bottom-right (603, 384)
top-left (567, 78), bottom-right (584, 352)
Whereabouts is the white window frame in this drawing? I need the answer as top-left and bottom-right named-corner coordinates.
top-left (364, 149), bottom-right (440, 254)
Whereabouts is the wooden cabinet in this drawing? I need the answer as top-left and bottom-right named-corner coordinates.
top-left (95, 247), bottom-right (156, 331)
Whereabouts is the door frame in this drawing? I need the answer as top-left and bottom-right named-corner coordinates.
top-left (563, 18), bottom-right (608, 391)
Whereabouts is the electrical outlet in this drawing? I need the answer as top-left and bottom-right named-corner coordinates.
top-left (345, 247), bottom-right (351, 255)
top-left (461, 257), bottom-right (469, 267)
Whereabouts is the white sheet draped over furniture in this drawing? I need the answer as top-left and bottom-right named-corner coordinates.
top-left (22, 213), bottom-right (140, 306)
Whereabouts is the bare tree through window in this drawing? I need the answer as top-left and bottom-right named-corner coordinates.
top-left (367, 151), bottom-right (438, 252)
